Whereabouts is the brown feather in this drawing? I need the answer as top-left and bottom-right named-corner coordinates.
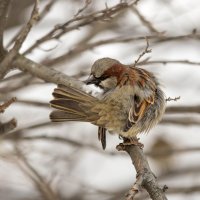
top-left (98, 126), bottom-right (107, 150)
top-left (146, 95), bottom-right (155, 104)
top-left (50, 110), bottom-right (87, 122)
top-left (124, 97), bottom-right (149, 132)
top-left (50, 99), bottom-right (86, 116)
top-left (50, 84), bottom-right (97, 122)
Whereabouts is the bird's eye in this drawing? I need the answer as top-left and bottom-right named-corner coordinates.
top-left (97, 75), bottom-right (109, 81)
top-left (85, 74), bottom-right (109, 87)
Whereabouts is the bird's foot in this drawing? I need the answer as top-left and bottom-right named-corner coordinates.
top-left (116, 137), bottom-right (144, 151)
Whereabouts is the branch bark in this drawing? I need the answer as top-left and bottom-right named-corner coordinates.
top-left (117, 144), bottom-right (168, 200)
top-left (14, 54), bottom-right (83, 89)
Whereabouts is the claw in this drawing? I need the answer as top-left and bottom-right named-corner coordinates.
top-left (116, 137), bottom-right (144, 151)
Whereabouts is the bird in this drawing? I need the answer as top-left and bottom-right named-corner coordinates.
top-left (50, 57), bottom-right (166, 150)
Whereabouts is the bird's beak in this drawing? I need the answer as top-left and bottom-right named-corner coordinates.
top-left (84, 75), bottom-right (100, 85)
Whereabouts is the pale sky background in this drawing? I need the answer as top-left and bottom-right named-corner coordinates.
top-left (1, 0), bottom-right (200, 199)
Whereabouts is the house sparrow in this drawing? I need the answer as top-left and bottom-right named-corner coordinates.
top-left (50, 58), bottom-right (166, 149)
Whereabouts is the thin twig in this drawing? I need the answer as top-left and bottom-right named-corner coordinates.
top-left (131, 6), bottom-right (161, 34)
top-left (0, 97), bottom-right (16, 113)
top-left (133, 38), bottom-right (152, 67)
top-left (165, 96), bottom-right (180, 102)
top-left (23, 0), bottom-right (137, 55)
top-left (0, 118), bottom-right (17, 134)
top-left (38, 0), bottom-right (54, 21)
top-left (42, 34), bottom-right (200, 67)
top-left (6, 0), bottom-right (54, 48)
top-left (43, 35), bottom-right (153, 66)
top-left (16, 99), bottom-right (49, 107)
top-left (74, 0), bottom-right (92, 17)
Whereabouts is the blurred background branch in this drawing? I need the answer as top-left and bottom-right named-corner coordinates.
top-left (0, 0), bottom-right (200, 199)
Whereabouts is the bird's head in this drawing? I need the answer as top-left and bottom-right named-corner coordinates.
top-left (85, 57), bottom-right (125, 91)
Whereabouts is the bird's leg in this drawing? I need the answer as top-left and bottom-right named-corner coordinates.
top-left (116, 137), bottom-right (144, 151)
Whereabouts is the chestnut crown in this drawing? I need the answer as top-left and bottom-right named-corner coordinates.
top-left (91, 57), bottom-right (121, 78)
top-left (85, 57), bottom-right (123, 90)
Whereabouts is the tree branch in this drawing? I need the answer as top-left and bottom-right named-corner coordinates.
top-left (42, 34), bottom-right (200, 67)
top-left (117, 143), bottom-right (168, 200)
top-left (23, 0), bottom-right (138, 55)
top-left (6, 0), bottom-right (54, 48)
top-left (0, 0), bottom-right (39, 80)
top-left (14, 54), bottom-right (84, 89)
top-left (0, 118), bottom-right (17, 135)
top-left (166, 105), bottom-right (200, 114)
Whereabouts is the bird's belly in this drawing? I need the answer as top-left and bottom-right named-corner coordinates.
top-left (95, 86), bottom-right (133, 133)
top-left (95, 86), bottom-right (165, 138)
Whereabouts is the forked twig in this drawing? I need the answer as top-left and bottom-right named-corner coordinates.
top-left (133, 37), bottom-right (152, 67)
top-left (74, 0), bottom-right (92, 17)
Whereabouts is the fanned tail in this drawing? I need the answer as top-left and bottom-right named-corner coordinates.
top-left (50, 84), bottom-right (107, 149)
top-left (50, 84), bottom-right (97, 122)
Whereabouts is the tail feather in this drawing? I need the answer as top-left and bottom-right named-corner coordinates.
top-left (53, 84), bottom-right (96, 101)
top-left (53, 88), bottom-right (88, 102)
top-left (50, 84), bottom-right (107, 149)
top-left (50, 99), bottom-right (86, 116)
top-left (50, 84), bottom-right (97, 122)
top-left (50, 110), bottom-right (87, 122)
top-left (98, 126), bottom-right (107, 150)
